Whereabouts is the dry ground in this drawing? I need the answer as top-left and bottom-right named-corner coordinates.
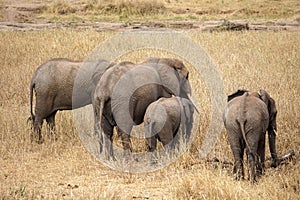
top-left (0, 0), bottom-right (300, 32)
top-left (0, 29), bottom-right (299, 199)
top-left (1, 0), bottom-right (300, 22)
top-left (0, 1), bottom-right (299, 199)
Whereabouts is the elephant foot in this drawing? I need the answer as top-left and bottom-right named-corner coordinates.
top-left (150, 159), bottom-right (158, 165)
top-left (234, 169), bottom-right (244, 181)
top-left (149, 152), bottom-right (158, 165)
top-left (47, 133), bottom-right (57, 142)
top-left (250, 177), bottom-right (258, 184)
top-left (37, 139), bottom-right (44, 144)
top-left (271, 158), bottom-right (281, 168)
top-left (105, 154), bottom-right (117, 162)
top-left (121, 150), bottom-right (133, 161)
top-left (235, 174), bottom-right (244, 181)
top-left (110, 156), bottom-right (117, 162)
top-left (30, 133), bottom-right (44, 144)
top-left (102, 147), bottom-right (117, 161)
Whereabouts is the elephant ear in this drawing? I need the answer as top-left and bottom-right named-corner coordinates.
top-left (259, 89), bottom-right (270, 106)
top-left (91, 61), bottom-right (115, 87)
top-left (157, 58), bottom-right (193, 97)
top-left (259, 89), bottom-right (277, 129)
top-left (145, 57), bottom-right (189, 79)
top-left (159, 58), bottom-right (189, 79)
top-left (155, 63), bottom-right (181, 95)
top-left (227, 89), bottom-right (249, 102)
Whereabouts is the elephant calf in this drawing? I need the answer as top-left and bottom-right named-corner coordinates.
top-left (28, 58), bottom-right (113, 143)
top-left (143, 96), bottom-right (194, 158)
top-left (223, 89), bottom-right (279, 182)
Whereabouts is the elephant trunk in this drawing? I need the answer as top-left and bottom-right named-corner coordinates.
top-left (28, 81), bottom-right (35, 125)
top-left (178, 98), bottom-right (187, 146)
top-left (187, 94), bottom-right (199, 114)
top-left (268, 127), bottom-right (280, 167)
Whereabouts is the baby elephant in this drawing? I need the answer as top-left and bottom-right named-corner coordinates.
top-left (223, 89), bottom-right (279, 182)
top-left (144, 97), bottom-right (194, 158)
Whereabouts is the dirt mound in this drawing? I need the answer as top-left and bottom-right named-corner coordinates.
top-left (0, 3), bottom-right (46, 23)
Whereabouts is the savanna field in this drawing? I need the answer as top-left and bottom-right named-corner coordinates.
top-left (0, 0), bottom-right (300, 199)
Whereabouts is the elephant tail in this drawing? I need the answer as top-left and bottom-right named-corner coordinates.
top-left (27, 81), bottom-right (35, 125)
top-left (238, 119), bottom-right (255, 160)
top-left (97, 97), bottom-right (105, 153)
top-left (237, 92), bottom-right (255, 159)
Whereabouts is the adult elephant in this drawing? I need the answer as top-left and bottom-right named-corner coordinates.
top-left (29, 58), bottom-right (113, 143)
top-left (223, 89), bottom-right (280, 182)
top-left (93, 57), bottom-right (197, 160)
top-left (144, 96), bottom-right (194, 162)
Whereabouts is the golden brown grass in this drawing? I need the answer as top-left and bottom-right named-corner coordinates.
top-left (46, 0), bottom-right (300, 21)
top-left (0, 29), bottom-right (299, 199)
top-left (2, 0), bottom-right (299, 22)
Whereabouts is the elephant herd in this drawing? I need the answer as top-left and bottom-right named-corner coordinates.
top-left (28, 57), bottom-right (280, 182)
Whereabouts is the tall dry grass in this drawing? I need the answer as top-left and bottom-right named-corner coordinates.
top-left (35, 0), bottom-right (300, 22)
top-left (0, 29), bottom-right (299, 199)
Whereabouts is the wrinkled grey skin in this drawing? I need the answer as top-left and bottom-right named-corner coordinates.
top-left (223, 89), bottom-right (279, 182)
top-left (144, 97), bottom-right (194, 161)
top-left (29, 58), bottom-right (113, 143)
top-left (93, 57), bottom-right (195, 160)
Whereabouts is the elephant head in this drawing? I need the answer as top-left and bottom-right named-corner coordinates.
top-left (145, 57), bottom-right (189, 78)
top-left (259, 89), bottom-right (280, 167)
top-left (144, 57), bottom-right (197, 112)
top-left (259, 89), bottom-right (277, 131)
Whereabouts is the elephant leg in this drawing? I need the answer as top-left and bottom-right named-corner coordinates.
top-left (117, 127), bottom-right (132, 158)
top-left (268, 128), bottom-right (280, 167)
top-left (101, 117), bottom-right (115, 161)
top-left (157, 121), bottom-right (175, 152)
top-left (46, 111), bottom-right (57, 141)
top-left (247, 134), bottom-right (260, 183)
top-left (146, 135), bottom-right (158, 164)
top-left (32, 94), bottom-right (53, 144)
top-left (32, 115), bottom-right (44, 144)
top-left (232, 148), bottom-right (245, 181)
top-left (228, 135), bottom-right (245, 180)
top-left (257, 135), bottom-right (266, 176)
top-left (93, 109), bottom-right (103, 153)
top-left (246, 149), bottom-right (256, 183)
top-left (147, 135), bottom-right (157, 152)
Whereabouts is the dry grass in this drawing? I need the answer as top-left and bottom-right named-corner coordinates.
top-left (0, 29), bottom-right (299, 199)
top-left (4, 0), bottom-right (298, 22)
top-left (53, 0), bottom-right (300, 20)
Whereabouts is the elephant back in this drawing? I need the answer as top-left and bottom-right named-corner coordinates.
top-left (33, 59), bottom-right (81, 107)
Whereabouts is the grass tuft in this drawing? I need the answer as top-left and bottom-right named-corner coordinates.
top-left (46, 0), bottom-right (77, 15)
